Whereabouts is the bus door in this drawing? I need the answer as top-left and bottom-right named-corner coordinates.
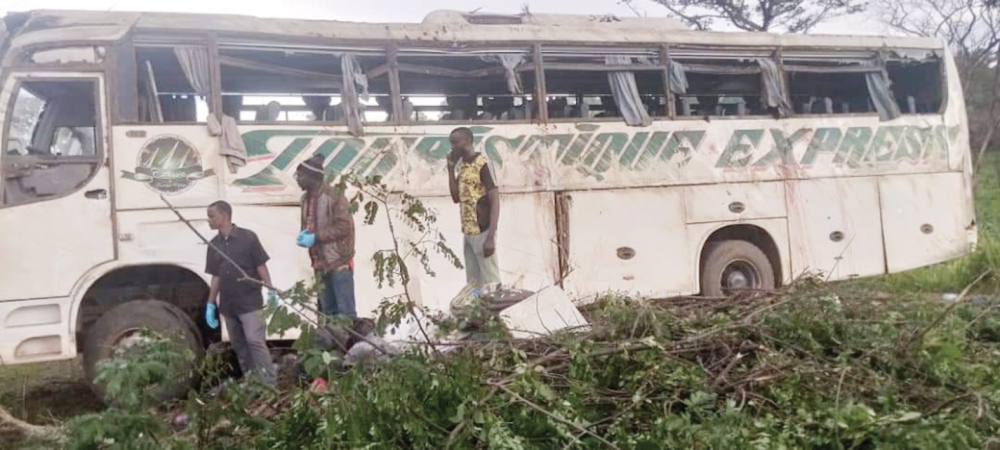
top-left (0, 73), bottom-right (114, 361)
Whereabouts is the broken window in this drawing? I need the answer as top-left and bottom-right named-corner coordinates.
top-left (784, 60), bottom-right (878, 115)
top-left (135, 46), bottom-right (210, 123)
top-left (672, 58), bottom-right (767, 117)
top-left (29, 46), bottom-right (106, 65)
top-left (542, 49), bottom-right (661, 124)
top-left (396, 50), bottom-right (535, 122)
top-left (887, 57), bottom-right (943, 114)
top-left (219, 47), bottom-right (386, 128)
top-left (3, 80), bottom-right (101, 206)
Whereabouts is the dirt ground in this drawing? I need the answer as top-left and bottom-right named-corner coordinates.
top-left (0, 357), bottom-right (103, 449)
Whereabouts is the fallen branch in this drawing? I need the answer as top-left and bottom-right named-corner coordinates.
top-left (491, 382), bottom-right (621, 450)
top-left (0, 405), bottom-right (62, 442)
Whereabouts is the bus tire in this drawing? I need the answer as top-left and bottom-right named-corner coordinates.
top-left (82, 300), bottom-right (203, 402)
top-left (700, 240), bottom-right (775, 297)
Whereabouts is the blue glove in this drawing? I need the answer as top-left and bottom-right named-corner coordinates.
top-left (205, 303), bottom-right (219, 330)
top-left (267, 289), bottom-right (278, 309)
top-left (296, 230), bottom-right (316, 248)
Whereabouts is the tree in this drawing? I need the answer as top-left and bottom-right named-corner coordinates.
top-left (626, 0), bottom-right (866, 32)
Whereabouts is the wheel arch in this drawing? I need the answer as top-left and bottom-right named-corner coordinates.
top-left (69, 262), bottom-right (212, 349)
top-left (694, 223), bottom-right (785, 292)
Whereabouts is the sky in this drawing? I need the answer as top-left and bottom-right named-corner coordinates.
top-left (0, 0), bottom-right (881, 35)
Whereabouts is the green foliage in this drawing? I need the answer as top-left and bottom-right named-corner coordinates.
top-left (65, 330), bottom-right (194, 450)
top-left (55, 284), bottom-right (1000, 449)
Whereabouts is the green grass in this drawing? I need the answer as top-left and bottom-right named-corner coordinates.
top-left (860, 156), bottom-right (1000, 294)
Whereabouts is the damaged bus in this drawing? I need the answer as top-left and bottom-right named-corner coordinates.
top-left (0, 10), bottom-right (975, 392)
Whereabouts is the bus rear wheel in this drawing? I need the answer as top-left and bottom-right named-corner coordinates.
top-left (82, 300), bottom-right (203, 402)
top-left (700, 240), bottom-right (775, 297)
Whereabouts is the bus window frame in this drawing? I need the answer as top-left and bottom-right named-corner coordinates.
top-left (780, 48), bottom-right (949, 118)
top-left (884, 55), bottom-right (948, 116)
top-left (0, 73), bottom-right (107, 209)
top-left (538, 44), bottom-right (667, 125)
top-left (390, 44), bottom-right (538, 126)
top-left (111, 33), bottom-right (950, 128)
top-left (114, 32), bottom-right (214, 126)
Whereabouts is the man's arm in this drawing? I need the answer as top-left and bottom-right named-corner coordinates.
top-left (206, 247), bottom-right (221, 304)
top-left (208, 276), bottom-right (221, 304)
top-left (447, 156), bottom-right (460, 204)
top-left (484, 188), bottom-right (500, 257)
top-left (257, 264), bottom-right (273, 289)
top-left (482, 163), bottom-right (500, 258)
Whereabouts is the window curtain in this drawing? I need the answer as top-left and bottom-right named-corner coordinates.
top-left (482, 54), bottom-right (527, 94)
top-left (668, 60), bottom-right (688, 94)
top-left (863, 60), bottom-right (902, 121)
top-left (341, 53), bottom-right (370, 137)
top-left (173, 46), bottom-right (211, 96)
top-left (756, 59), bottom-right (793, 118)
top-left (606, 55), bottom-right (652, 127)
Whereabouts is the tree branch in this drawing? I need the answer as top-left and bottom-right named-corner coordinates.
top-left (0, 405), bottom-right (62, 443)
top-left (491, 383), bottom-right (622, 449)
top-left (650, 0), bottom-right (862, 32)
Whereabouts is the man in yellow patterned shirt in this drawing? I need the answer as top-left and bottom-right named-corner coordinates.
top-left (447, 127), bottom-right (501, 286)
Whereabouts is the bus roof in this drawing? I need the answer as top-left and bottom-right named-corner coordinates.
top-left (4, 9), bottom-right (945, 55)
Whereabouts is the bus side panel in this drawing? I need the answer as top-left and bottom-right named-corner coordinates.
top-left (941, 48), bottom-right (978, 252)
top-left (562, 187), bottom-right (691, 300)
top-left (112, 126), bottom-right (225, 211)
top-left (879, 172), bottom-right (971, 273)
top-left (943, 47), bottom-right (970, 174)
top-left (405, 192), bottom-right (559, 312)
top-left (0, 297), bottom-right (74, 364)
top-left (785, 177), bottom-right (886, 281)
top-left (683, 182), bottom-right (786, 224)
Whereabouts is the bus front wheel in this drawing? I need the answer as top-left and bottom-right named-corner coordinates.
top-left (82, 300), bottom-right (203, 402)
top-left (700, 240), bottom-right (775, 297)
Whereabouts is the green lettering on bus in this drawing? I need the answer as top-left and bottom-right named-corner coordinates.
top-left (716, 130), bottom-right (763, 168)
top-left (229, 121), bottom-right (960, 189)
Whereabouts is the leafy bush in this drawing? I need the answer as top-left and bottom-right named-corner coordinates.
top-left (56, 282), bottom-right (1000, 449)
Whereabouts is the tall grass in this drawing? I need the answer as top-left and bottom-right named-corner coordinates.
top-left (866, 156), bottom-right (1000, 294)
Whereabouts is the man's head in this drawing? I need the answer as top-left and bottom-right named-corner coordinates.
top-left (207, 200), bottom-right (232, 230)
top-left (296, 154), bottom-right (326, 191)
top-left (449, 127), bottom-right (475, 159)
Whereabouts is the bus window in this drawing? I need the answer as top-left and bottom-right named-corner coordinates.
top-left (784, 64), bottom-right (875, 115)
top-left (542, 51), bottom-right (663, 123)
top-left (136, 47), bottom-right (209, 123)
top-left (672, 59), bottom-right (765, 117)
top-left (3, 80), bottom-right (100, 206)
top-left (396, 51), bottom-right (535, 122)
top-left (219, 48), bottom-right (387, 124)
top-left (887, 58), bottom-right (943, 114)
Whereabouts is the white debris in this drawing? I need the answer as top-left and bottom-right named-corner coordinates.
top-left (499, 286), bottom-right (589, 339)
top-left (344, 308), bottom-right (463, 365)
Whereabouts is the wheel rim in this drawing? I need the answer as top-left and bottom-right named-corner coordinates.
top-left (720, 259), bottom-right (761, 296)
top-left (111, 328), bottom-right (145, 351)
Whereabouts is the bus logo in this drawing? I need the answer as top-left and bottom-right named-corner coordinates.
top-left (122, 135), bottom-right (215, 195)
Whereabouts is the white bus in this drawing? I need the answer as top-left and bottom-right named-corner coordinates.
top-left (0, 10), bottom-right (975, 386)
